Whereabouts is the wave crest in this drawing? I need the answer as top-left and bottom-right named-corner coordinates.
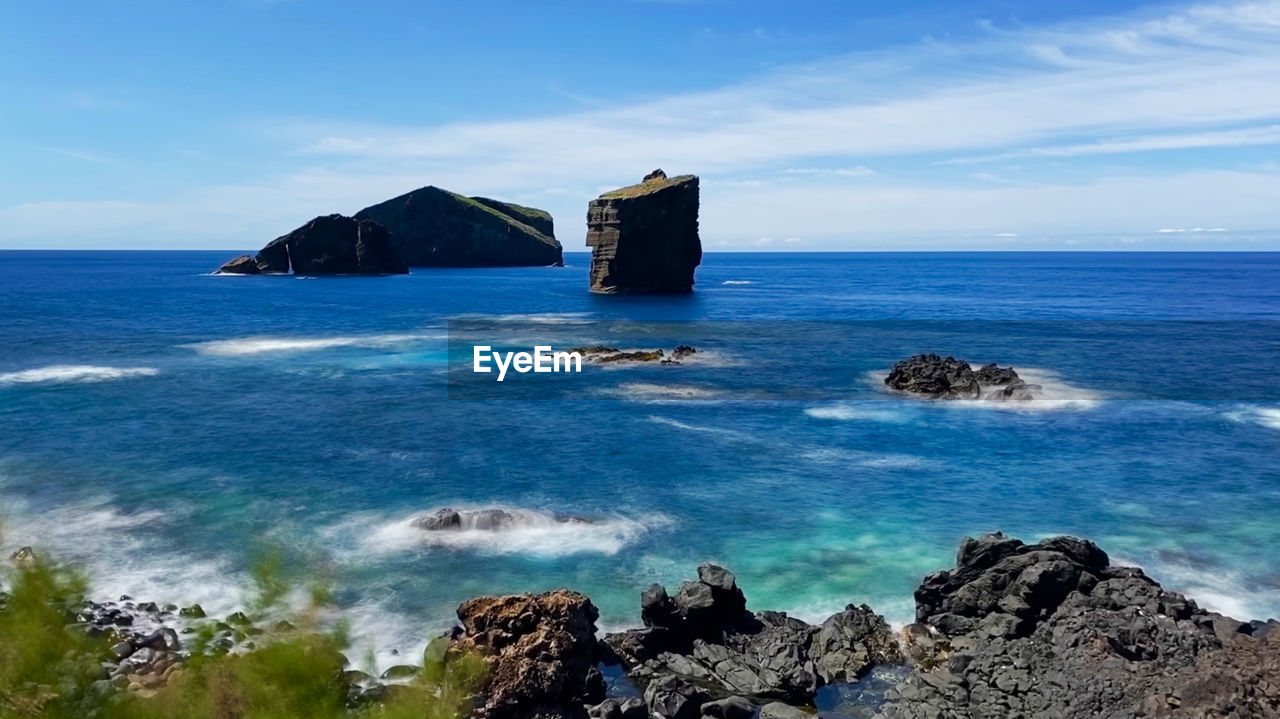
top-left (184, 333), bottom-right (438, 356)
top-left (0, 365), bottom-right (159, 385)
top-left (351, 506), bottom-right (670, 558)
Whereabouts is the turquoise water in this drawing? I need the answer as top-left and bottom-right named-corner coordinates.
top-left (1, 250), bottom-right (1279, 669)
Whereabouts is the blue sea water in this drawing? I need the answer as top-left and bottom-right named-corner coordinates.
top-left (2, 250), bottom-right (1280, 669)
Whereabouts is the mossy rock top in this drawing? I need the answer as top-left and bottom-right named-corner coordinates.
top-left (599, 174), bottom-right (697, 200)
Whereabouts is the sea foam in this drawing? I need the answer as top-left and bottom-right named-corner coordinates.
top-left (1225, 406), bottom-right (1280, 431)
top-left (0, 365), bottom-right (159, 385)
top-left (333, 506), bottom-right (671, 559)
top-left (184, 333), bottom-right (438, 357)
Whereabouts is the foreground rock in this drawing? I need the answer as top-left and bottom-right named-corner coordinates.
top-left (217, 214), bottom-right (408, 275)
top-left (454, 590), bottom-right (605, 719)
top-left (356, 186), bottom-right (562, 267)
top-left (884, 354), bottom-right (1039, 400)
top-left (602, 564), bottom-right (901, 714)
top-left (586, 169), bottom-right (702, 294)
top-left (881, 533), bottom-right (1280, 719)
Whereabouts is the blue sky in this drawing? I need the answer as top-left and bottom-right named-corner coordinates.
top-left (3, 0), bottom-right (1280, 250)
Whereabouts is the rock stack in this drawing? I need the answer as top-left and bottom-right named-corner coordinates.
top-left (586, 169), bottom-right (702, 294)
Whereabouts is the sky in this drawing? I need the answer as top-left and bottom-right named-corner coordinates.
top-left (2, 0), bottom-right (1280, 251)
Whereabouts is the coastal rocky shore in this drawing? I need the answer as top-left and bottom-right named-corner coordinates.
top-left (8, 535), bottom-right (1277, 718)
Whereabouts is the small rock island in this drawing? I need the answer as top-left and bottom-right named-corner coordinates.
top-left (217, 186), bottom-right (561, 275)
top-left (586, 169), bottom-right (702, 294)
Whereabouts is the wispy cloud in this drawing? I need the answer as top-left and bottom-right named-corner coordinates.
top-left (6, 0), bottom-right (1280, 248)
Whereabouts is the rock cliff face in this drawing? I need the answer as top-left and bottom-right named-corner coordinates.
top-left (216, 214), bottom-right (407, 275)
top-left (586, 169), bottom-right (701, 294)
top-left (355, 186), bottom-right (562, 267)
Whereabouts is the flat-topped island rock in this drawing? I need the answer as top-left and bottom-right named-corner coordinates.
top-left (586, 169), bottom-right (702, 294)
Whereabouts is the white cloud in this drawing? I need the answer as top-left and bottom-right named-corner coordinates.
top-left (5, 0), bottom-right (1280, 248)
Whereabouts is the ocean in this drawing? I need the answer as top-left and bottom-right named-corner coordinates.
top-left (2, 250), bottom-right (1279, 670)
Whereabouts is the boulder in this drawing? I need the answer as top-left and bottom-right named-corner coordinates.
top-left (355, 186), bottom-right (562, 267)
top-left (586, 170), bottom-right (701, 293)
top-left (217, 215), bottom-right (408, 275)
top-left (454, 590), bottom-right (602, 719)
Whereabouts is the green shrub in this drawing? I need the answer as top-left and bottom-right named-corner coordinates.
top-left (0, 542), bottom-right (486, 719)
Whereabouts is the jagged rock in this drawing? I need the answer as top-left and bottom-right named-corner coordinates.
top-left (9, 546), bottom-right (35, 566)
top-left (644, 674), bottom-right (711, 719)
top-left (812, 604), bottom-right (903, 684)
top-left (604, 564), bottom-right (898, 706)
top-left (884, 354), bottom-right (1037, 400)
top-left (454, 590), bottom-right (601, 719)
top-left (880, 533), bottom-right (1280, 719)
top-left (586, 170), bottom-right (701, 294)
top-left (355, 186), bottom-right (561, 267)
top-left (217, 214), bottom-right (408, 275)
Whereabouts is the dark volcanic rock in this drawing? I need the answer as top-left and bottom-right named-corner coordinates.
top-left (454, 590), bottom-right (602, 719)
top-left (586, 170), bottom-right (701, 294)
top-left (216, 255), bottom-right (260, 274)
top-left (217, 214), bottom-right (408, 275)
top-left (604, 564), bottom-right (900, 709)
top-left (355, 186), bottom-right (562, 267)
top-left (881, 532), bottom-right (1280, 719)
top-left (412, 507), bottom-right (516, 532)
top-left (885, 354), bottom-right (1038, 400)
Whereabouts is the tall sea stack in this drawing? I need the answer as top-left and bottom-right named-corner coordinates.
top-left (586, 169), bottom-right (701, 294)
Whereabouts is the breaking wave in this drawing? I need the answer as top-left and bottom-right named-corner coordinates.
top-left (0, 365), bottom-right (159, 385)
top-left (183, 333), bottom-right (439, 356)
top-left (336, 506), bottom-right (671, 558)
top-left (1225, 406), bottom-right (1280, 431)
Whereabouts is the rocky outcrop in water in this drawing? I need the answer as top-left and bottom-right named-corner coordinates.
top-left (453, 590), bottom-right (605, 719)
top-left (602, 564), bottom-right (901, 712)
top-left (586, 170), bottom-right (701, 294)
top-left (885, 354), bottom-right (1039, 400)
top-left (567, 345), bottom-right (699, 365)
top-left (217, 214), bottom-right (408, 275)
top-left (356, 186), bottom-right (562, 267)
